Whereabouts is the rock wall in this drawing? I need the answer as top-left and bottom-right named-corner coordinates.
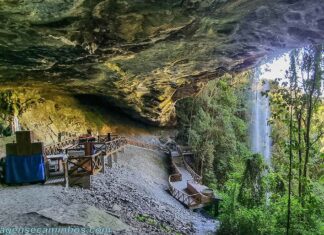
top-left (0, 85), bottom-right (156, 144)
top-left (0, 0), bottom-right (323, 125)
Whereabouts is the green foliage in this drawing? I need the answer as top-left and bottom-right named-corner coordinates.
top-left (0, 90), bottom-right (20, 116)
top-left (218, 176), bottom-right (323, 235)
top-left (268, 45), bottom-right (324, 234)
top-left (176, 50), bottom-right (324, 234)
top-left (135, 214), bottom-right (174, 234)
top-left (0, 89), bottom-right (41, 136)
top-left (0, 121), bottom-right (11, 137)
top-left (176, 73), bottom-right (250, 186)
top-left (218, 173), bottom-right (276, 235)
top-left (238, 153), bottom-right (266, 207)
top-left (219, 205), bottom-right (277, 234)
top-left (135, 214), bottom-right (157, 225)
top-left (0, 90), bottom-right (17, 136)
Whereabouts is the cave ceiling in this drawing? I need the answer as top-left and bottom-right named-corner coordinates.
top-left (0, 0), bottom-right (323, 125)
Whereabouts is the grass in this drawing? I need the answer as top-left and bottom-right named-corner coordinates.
top-left (135, 214), bottom-right (157, 226)
top-left (135, 213), bottom-right (176, 234)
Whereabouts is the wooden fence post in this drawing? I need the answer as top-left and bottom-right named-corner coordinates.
top-left (63, 159), bottom-right (69, 188)
top-left (113, 152), bottom-right (118, 163)
top-left (100, 154), bottom-right (105, 173)
top-left (108, 154), bottom-right (113, 167)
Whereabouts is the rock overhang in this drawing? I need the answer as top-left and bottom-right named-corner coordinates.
top-left (0, 0), bottom-right (323, 125)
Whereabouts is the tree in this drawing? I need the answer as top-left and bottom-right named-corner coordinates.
top-left (238, 153), bottom-right (266, 207)
top-left (268, 44), bottom-right (323, 234)
top-left (301, 45), bottom-right (323, 200)
top-left (176, 73), bottom-right (250, 186)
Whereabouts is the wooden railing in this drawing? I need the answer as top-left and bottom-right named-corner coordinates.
top-left (105, 137), bottom-right (127, 153)
top-left (45, 133), bottom-right (167, 156)
top-left (44, 135), bottom-right (167, 188)
top-left (44, 137), bottom-right (79, 155)
top-left (45, 137), bottom-right (126, 186)
top-left (169, 173), bottom-right (182, 182)
top-left (67, 151), bottom-right (104, 176)
top-left (168, 175), bottom-right (201, 207)
top-left (177, 145), bottom-right (203, 184)
top-left (169, 158), bottom-right (182, 182)
top-left (183, 157), bottom-right (202, 184)
top-left (97, 134), bottom-right (119, 142)
top-left (166, 143), bottom-right (215, 208)
top-left (167, 151), bottom-right (202, 207)
top-left (94, 143), bottom-right (106, 152)
top-left (124, 138), bottom-right (168, 153)
top-left (168, 170), bottom-right (212, 207)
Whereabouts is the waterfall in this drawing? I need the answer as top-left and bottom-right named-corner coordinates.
top-left (12, 115), bottom-right (21, 132)
top-left (250, 69), bottom-right (272, 204)
top-left (250, 69), bottom-right (272, 166)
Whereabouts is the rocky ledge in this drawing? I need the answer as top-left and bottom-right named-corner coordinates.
top-left (0, 0), bottom-right (323, 125)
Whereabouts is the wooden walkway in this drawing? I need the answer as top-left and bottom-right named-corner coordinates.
top-left (43, 135), bottom-right (163, 187)
top-left (43, 134), bottom-right (219, 209)
top-left (172, 165), bottom-right (193, 191)
top-left (168, 147), bottom-right (219, 209)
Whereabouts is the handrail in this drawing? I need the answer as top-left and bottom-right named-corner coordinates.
top-left (45, 135), bottom-right (211, 203)
top-left (166, 143), bottom-right (215, 207)
top-left (169, 154), bottom-right (182, 181)
top-left (169, 173), bottom-right (182, 182)
top-left (97, 134), bottom-right (119, 142)
top-left (183, 157), bottom-right (202, 184)
top-left (45, 136), bottom-right (79, 148)
top-left (68, 150), bottom-right (103, 160)
top-left (178, 145), bottom-right (202, 184)
top-left (125, 138), bottom-right (167, 152)
top-left (168, 175), bottom-right (201, 206)
top-left (44, 136), bottom-right (79, 155)
top-left (167, 144), bottom-right (202, 207)
top-left (105, 137), bottom-right (128, 153)
top-left (179, 147), bottom-right (212, 202)
top-left (45, 135), bottom-right (166, 157)
top-left (67, 150), bottom-right (105, 176)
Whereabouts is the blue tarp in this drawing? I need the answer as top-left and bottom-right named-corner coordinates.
top-left (5, 154), bottom-right (45, 184)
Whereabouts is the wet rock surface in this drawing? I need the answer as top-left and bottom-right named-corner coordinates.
top-left (1, 0), bottom-right (323, 125)
top-left (37, 204), bottom-right (130, 232)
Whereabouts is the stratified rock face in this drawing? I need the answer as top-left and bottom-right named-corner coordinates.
top-left (0, 86), bottom-right (157, 143)
top-left (0, 0), bottom-right (323, 125)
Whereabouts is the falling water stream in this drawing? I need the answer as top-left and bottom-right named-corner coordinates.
top-left (12, 116), bottom-right (21, 132)
top-left (250, 69), bottom-right (272, 166)
top-left (250, 69), bottom-right (272, 203)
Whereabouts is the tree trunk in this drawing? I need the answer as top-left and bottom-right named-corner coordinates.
top-left (302, 45), bottom-right (321, 201)
top-left (297, 113), bottom-right (303, 199)
top-left (287, 100), bottom-right (294, 235)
